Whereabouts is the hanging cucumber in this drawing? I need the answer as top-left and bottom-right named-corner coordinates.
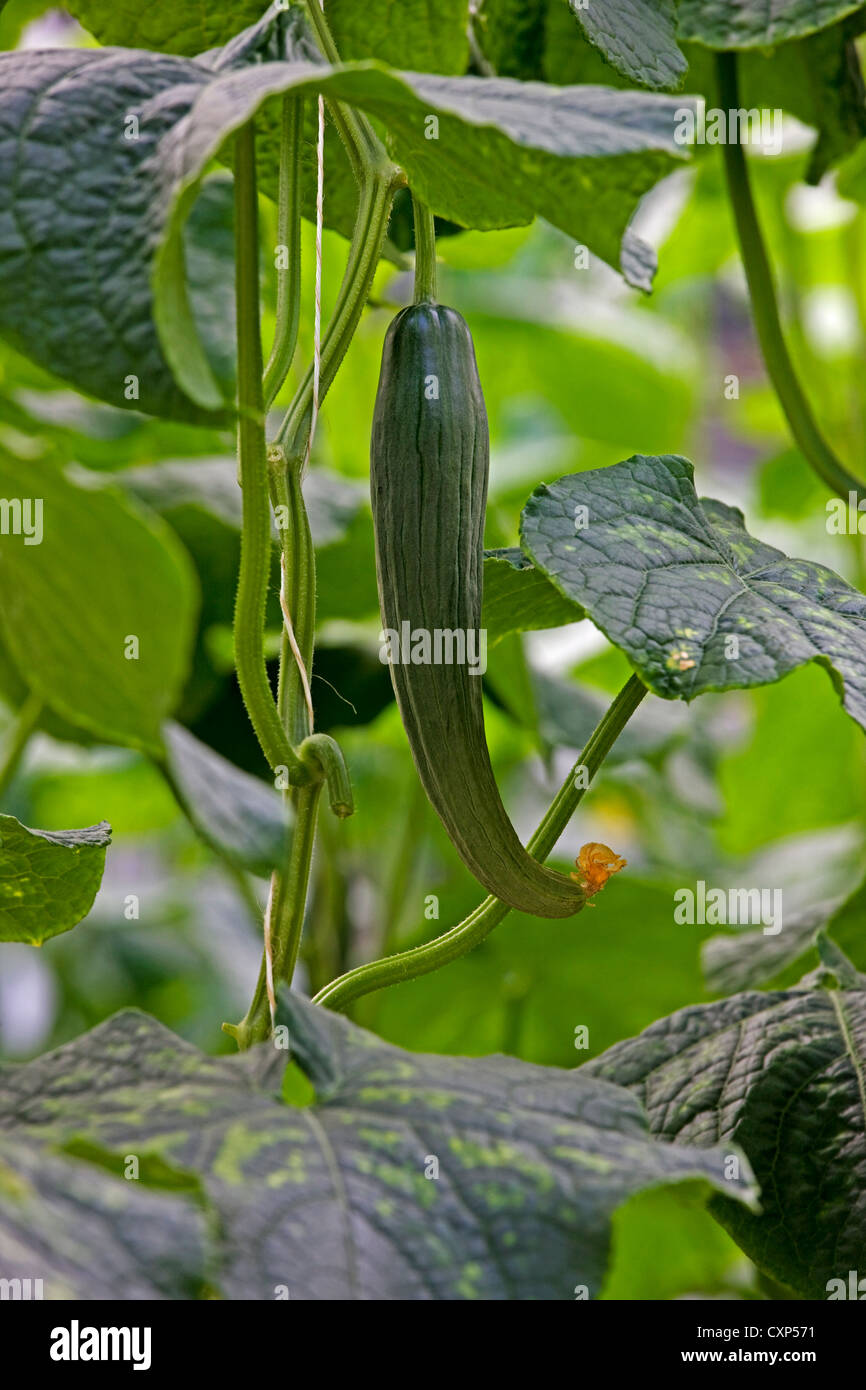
top-left (370, 298), bottom-right (586, 918)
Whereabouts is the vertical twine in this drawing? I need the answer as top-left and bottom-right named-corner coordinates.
top-left (266, 14), bottom-right (326, 1034)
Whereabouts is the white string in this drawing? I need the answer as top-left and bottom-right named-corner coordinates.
top-left (307, 88), bottom-right (325, 467)
top-left (265, 18), bottom-right (326, 1034)
top-left (263, 872), bottom-right (277, 1030)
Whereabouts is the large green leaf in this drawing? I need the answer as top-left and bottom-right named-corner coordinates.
top-left (0, 47), bottom-right (226, 420)
top-left (588, 944), bottom-right (866, 1298)
top-left (0, 815), bottom-right (110, 945)
top-left (155, 57), bottom-right (692, 347)
top-left (0, 1136), bottom-right (207, 1298)
top-left (520, 454), bottom-right (866, 731)
top-left (0, 21), bottom-right (691, 415)
top-left (677, 0), bottom-right (866, 48)
top-left (0, 999), bottom-right (757, 1299)
top-left (0, 457), bottom-right (197, 754)
top-left (161, 722), bottom-right (289, 877)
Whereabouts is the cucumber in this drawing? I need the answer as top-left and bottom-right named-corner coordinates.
top-left (370, 301), bottom-right (585, 917)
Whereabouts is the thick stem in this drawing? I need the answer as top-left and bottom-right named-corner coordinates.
top-left (226, 781), bottom-right (323, 1048)
top-left (717, 52), bottom-right (866, 502)
top-left (0, 692), bottom-right (42, 800)
top-left (314, 674), bottom-right (648, 1011)
top-left (412, 193), bottom-right (437, 304)
top-left (275, 171), bottom-right (396, 459)
top-left (232, 122), bottom-right (310, 784)
top-left (264, 95), bottom-right (303, 410)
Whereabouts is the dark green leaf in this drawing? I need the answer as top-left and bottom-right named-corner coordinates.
top-left (521, 453), bottom-right (866, 731)
top-left (0, 815), bottom-right (110, 945)
top-left (588, 958), bottom-right (866, 1298)
top-left (0, 47), bottom-right (226, 420)
top-left (0, 457), bottom-right (198, 754)
top-left (151, 58), bottom-right (693, 330)
top-left (0, 1001), bottom-right (757, 1299)
top-left (570, 0), bottom-right (687, 90)
top-left (161, 722), bottom-right (288, 877)
top-left (0, 1136), bottom-right (207, 1298)
top-left (482, 548), bottom-right (585, 645)
top-left (474, 0), bottom-right (548, 79)
top-left (677, 0), bottom-right (866, 48)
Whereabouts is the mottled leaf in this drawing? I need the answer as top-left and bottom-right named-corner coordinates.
top-left (676, 0), bottom-right (866, 48)
top-left (521, 454), bottom-right (866, 731)
top-left (0, 1136), bottom-right (207, 1298)
top-left (0, 1001), bottom-right (757, 1300)
top-left (161, 722), bottom-right (288, 877)
top-left (588, 950), bottom-right (866, 1298)
top-left (0, 456), bottom-right (197, 754)
top-left (0, 815), bottom-right (110, 945)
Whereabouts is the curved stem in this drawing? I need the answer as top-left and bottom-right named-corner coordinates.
top-left (274, 171), bottom-right (396, 459)
top-left (226, 781), bottom-right (323, 1049)
top-left (233, 122), bottom-right (310, 782)
top-left (412, 193), bottom-right (437, 303)
top-left (314, 674), bottom-right (648, 1011)
top-left (0, 692), bottom-right (42, 800)
top-left (264, 95), bottom-right (303, 410)
top-left (717, 52), bottom-right (866, 502)
top-left (302, 0), bottom-right (385, 174)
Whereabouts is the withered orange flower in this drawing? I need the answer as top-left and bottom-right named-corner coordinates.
top-left (570, 842), bottom-right (627, 900)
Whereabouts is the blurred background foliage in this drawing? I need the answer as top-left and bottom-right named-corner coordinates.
top-left (1, 0), bottom-right (866, 1299)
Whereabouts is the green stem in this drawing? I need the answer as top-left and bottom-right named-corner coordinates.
top-left (717, 52), bottom-right (866, 502)
top-left (232, 122), bottom-right (310, 784)
top-left (274, 171), bottom-right (397, 459)
top-left (314, 674), bottom-right (648, 1011)
top-left (302, 0), bottom-right (385, 174)
top-left (412, 193), bottom-right (437, 303)
top-left (226, 781), bottom-right (323, 1049)
top-left (0, 692), bottom-right (42, 800)
top-left (263, 96), bottom-right (303, 410)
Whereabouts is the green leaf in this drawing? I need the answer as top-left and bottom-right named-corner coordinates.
top-left (0, 1001), bottom-right (757, 1300)
top-left (520, 453), bottom-right (866, 732)
top-left (0, 457), bottom-right (198, 754)
top-left (161, 722), bottom-right (289, 877)
top-left (677, 0), bottom-right (866, 48)
top-left (0, 1136), bottom-right (207, 1298)
top-left (482, 548), bottom-right (585, 646)
top-left (327, 0), bottom-right (471, 74)
top-left (0, 47), bottom-right (229, 420)
top-left (65, 0), bottom-right (266, 53)
top-left (0, 815), bottom-right (110, 945)
top-left (588, 961), bottom-right (866, 1298)
top-left (569, 0), bottom-right (687, 91)
top-left (150, 60), bottom-right (694, 351)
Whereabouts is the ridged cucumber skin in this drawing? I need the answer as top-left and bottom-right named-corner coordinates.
top-left (370, 302), bottom-right (584, 918)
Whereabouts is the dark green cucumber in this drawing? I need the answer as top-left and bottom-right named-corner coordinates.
top-left (370, 301), bottom-right (585, 918)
